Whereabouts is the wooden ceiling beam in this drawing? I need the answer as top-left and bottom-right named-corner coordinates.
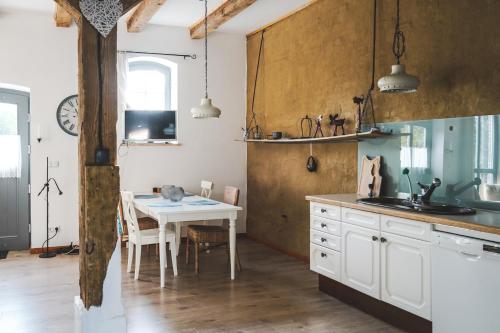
top-left (54, 4), bottom-right (73, 27)
top-left (127, 0), bottom-right (167, 32)
top-left (189, 0), bottom-right (256, 39)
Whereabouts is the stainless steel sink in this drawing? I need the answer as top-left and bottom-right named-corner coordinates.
top-left (357, 197), bottom-right (476, 215)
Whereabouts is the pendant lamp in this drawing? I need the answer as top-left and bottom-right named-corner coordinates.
top-left (191, 0), bottom-right (221, 118)
top-left (378, 0), bottom-right (420, 94)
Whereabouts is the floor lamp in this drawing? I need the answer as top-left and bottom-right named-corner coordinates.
top-left (37, 157), bottom-right (63, 259)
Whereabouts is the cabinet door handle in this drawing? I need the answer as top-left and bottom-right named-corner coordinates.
top-left (321, 223), bottom-right (327, 228)
top-left (380, 237), bottom-right (387, 243)
top-left (321, 253), bottom-right (327, 258)
top-left (320, 208), bottom-right (327, 213)
top-left (321, 238), bottom-right (327, 243)
top-left (372, 236), bottom-right (379, 241)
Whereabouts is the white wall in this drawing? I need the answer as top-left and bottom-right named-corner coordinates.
top-left (0, 9), bottom-right (247, 248)
top-left (117, 23), bottom-right (248, 232)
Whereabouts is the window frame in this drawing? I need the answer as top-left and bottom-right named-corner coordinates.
top-left (124, 56), bottom-right (179, 144)
top-left (474, 115), bottom-right (498, 184)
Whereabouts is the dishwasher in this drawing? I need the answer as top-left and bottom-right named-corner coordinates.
top-left (431, 228), bottom-right (500, 333)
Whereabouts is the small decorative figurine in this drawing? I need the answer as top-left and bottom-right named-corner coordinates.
top-left (313, 115), bottom-right (324, 138)
top-left (300, 115), bottom-right (313, 138)
top-left (353, 96), bottom-right (364, 133)
top-left (328, 113), bottom-right (346, 136)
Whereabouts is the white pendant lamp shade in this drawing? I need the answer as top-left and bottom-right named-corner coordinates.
top-left (191, 0), bottom-right (221, 119)
top-left (190, 98), bottom-right (221, 119)
top-left (378, 64), bottom-right (420, 94)
top-left (379, 0), bottom-right (420, 94)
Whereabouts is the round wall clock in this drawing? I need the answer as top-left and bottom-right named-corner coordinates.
top-left (56, 94), bottom-right (78, 136)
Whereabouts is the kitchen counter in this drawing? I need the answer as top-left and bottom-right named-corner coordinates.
top-left (306, 193), bottom-right (500, 236)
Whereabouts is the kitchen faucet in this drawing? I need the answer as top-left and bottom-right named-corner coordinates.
top-left (402, 168), bottom-right (441, 203)
top-left (417, 178), bottom-right (442, 203)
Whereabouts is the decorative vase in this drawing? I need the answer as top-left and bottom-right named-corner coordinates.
top-left (161, 185), bottom-right (174, 199)
top-left (168, 186), bottom-right (185, 202)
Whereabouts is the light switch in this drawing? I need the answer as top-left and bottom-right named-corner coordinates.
top-left (49, 161), bottom-right (59, 168)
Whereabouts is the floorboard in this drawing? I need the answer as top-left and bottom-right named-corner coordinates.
top-left (0, 238), bottom-right (401, 333)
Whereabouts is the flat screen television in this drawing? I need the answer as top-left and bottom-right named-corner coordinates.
top-left (124, 110), bottom-right (177, 142)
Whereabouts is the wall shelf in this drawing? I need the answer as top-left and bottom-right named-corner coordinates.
top-left (238, 129), bottom-right (393, 144)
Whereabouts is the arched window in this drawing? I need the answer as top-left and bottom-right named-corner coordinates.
top-left (124, 57), bottom-right (178, 142)
top-left (126, 56), bottom-right (178, 111)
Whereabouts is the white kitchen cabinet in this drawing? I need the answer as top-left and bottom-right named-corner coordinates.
top-left (381, 232), bottom-right (431, 319)
top-left (341, 223), bottom-right (380, 298)
top-left (310, 215), bottom-right (341, 236)
top-left (310, 202), bottom-right (341, 221)
top-left (309, 201), bottom-right (432, 320)
top-left (381, 215), bottom-right (431, 241)
top-left (310, 229), bottom-right (341, 252)
top-left (342, 207), bottom-right (380, 230)
top-left (310, 243), bottom-right (341, 281)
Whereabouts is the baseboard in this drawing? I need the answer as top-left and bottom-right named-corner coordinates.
top-left (30, 245), bottom-right (69, 254)
top-left (246, 234), bottom-right (309, 263)
top-left (318, 275), bottom-right (432, 333)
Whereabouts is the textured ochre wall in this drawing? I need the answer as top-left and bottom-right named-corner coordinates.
top-left (246, 0), bottom-right (500, 258)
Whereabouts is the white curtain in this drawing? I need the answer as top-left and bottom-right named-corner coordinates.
top-left (117, 51), bottom-right (129, 117)
top-left (0, 135), bottom-right (22, 178)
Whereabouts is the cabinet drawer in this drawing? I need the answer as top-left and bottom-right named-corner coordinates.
top-left (310, 202), bottom-right (341, 221)
top-left (342, 208), bottom-right (380, 230)
top-left (310, 243), bottom-right (341, 282)
top-left (311, 215), bottom-right (341, 236)
top-left (381, 215), bottom-right (431, 241)
top-left (311, 229), bottom-right (342, 252)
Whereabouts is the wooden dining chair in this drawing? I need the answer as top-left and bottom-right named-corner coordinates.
top-left (174, 180), bottom-right (215, 254)
top-left (121, 191), bottom-right (178, 279)
top-left (185, 186), bottom-right (241, 274)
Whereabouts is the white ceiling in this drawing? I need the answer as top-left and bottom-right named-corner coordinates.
top-left (0, 0), bottom-right (310, 34)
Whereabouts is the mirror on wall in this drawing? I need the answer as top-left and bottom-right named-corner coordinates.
top-left (359, 114), bottom-right (500, 211)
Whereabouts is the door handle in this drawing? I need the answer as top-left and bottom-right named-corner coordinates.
top-left (321, 223), bottom-right (327, 228)
top-left (321, 208), bottom-right (327, 213)
top-left (459, 251), bottom-right (481, 261)
top-left (321, 238), bottom-right (327, 243)
top-left (380, 237), bottom-right (387, 243)
top-left (372, 236), bottom-right (379, 241)
top-left (321, 253), bottom-right (327, 258)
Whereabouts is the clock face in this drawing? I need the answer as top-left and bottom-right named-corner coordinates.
top-left (56, 95), bottom-right (78, 136)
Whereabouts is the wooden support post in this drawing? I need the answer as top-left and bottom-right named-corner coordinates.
top-left (78, 20), bottom-right (119, 310)
top-left (81, 166), bottom-right (120, 308)
top-left (54, 0), bottom-right (142, 312)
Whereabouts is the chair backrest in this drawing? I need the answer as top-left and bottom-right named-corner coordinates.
top-left (201, 180), bottom-right (214, 198)
top-left (223, 186), bottom-right (240, 206)
top-left (120, 191), bottom-right (140, 237)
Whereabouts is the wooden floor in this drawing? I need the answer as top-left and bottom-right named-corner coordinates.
top-left (0, 238), bottom-right (401, 333)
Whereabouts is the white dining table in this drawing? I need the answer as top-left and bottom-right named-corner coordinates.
top-left (133, 195), bottom-right (242, 287)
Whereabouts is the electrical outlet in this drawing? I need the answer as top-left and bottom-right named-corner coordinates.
top-left (49, 226), bottom-right (60, 234)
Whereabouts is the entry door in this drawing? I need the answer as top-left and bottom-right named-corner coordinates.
top-left (0, 88), bottom-right (30, 251)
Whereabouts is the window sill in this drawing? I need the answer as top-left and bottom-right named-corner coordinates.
top-left (121, 141), bottom-right (181, 147)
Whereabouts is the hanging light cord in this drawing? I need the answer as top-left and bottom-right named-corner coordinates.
top-left (392, 0), bottom-right (406, 64)
top-left (97, 35), bottom-right (104, 150)
top-left (362, 0), bottom-right (378, 129)
top-left (204, 0), bottom-right (208, 99)
top-left (248, 30), bottom-right (265, 132)
top-left (370, 0), bottom-right (377, 90)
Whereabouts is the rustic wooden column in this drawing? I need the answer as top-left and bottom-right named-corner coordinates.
top-left (55, 0), bottom-right (142, 311)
